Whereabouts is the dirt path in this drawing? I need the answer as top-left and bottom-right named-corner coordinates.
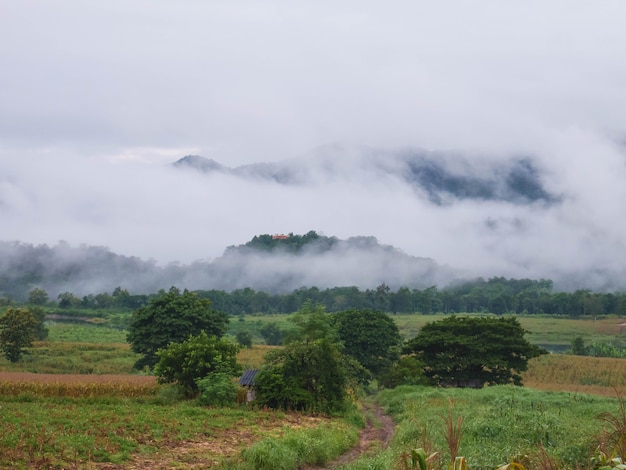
top-left (304, 399), bottom-right (396, 469)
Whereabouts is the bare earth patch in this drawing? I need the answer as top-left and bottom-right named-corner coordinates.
top-left (98, 412), bottom-right (332, 469)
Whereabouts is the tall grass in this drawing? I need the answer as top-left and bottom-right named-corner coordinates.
top-left (342, 386), bottom-right (621, 469)
top-left (221, 422), bottom-right (359, 470)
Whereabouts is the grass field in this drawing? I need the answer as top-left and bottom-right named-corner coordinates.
top-left (340, 385), bottom-right (621, 470)
top-left (235, 312), bottom-right (626, 352)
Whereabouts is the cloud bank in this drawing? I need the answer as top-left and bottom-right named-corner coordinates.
top-left (1, 2), bottom-right (626, 291)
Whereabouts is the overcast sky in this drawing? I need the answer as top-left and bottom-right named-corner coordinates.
top-left (2, 2), bottom-right (626, 286)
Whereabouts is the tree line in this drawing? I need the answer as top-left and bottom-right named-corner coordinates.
top-left (123, 288), bottom-right (541, 413)
top-left (18, 277), bottom-right (626, 317)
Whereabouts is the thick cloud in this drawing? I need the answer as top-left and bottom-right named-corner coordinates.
top-left (1, 2), bottom-right (626, 290)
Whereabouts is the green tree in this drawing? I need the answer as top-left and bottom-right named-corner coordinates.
top-left (331, 309), bottom-right (401, 378)
top-left (285, 301), bottom-right (336, 344)
top-left (57, 291), bottom-right (81, 309)
top-left (254, 337), bottom-right (354, 413)
top-left (260, 322), bottom-right (283, 345)
top-left (236, 331), bottom-right (253, 349)
top-left (127, 287), bottom-right (229, 369)
top-left (404, 316), bottom-right (546, 387)
top-left (392, 286), bottom-right (413, 313)
top-left (153, 331), bottom-right (241, 397)
top-left (29, 306), bottom-right (49, 340)
top-left (378, 356), bottom-right (430, 389)
top-left (28, 288), bottom-right (49, 305)
top-left (570, 336), bottom-right (588, 355)
top-left (0, 307), bottom-right (38, 362)
top-left (254, 302), bottom-right (366, 412)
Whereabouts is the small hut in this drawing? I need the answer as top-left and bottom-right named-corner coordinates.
top-left (238, 369), bottom-right (259, 402)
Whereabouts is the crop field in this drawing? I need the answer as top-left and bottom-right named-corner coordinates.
top-left (0, 372), bottom-right (158, 398)
top-left (523, 354), bottom-right (626, 397)
top-left (0, 394), bottom-right (346, 469)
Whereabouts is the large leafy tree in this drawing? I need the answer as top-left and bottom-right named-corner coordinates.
top-left (127, 287), bottom-right (229, 369)
top-left (153, 331), bottom-right (241, 397)
top-left (254, 302), bottom-right (365, 413)
top-left (331, 308), bottom-right (401, 378)
top-left (0, 307), bottom-right (38, 362)
top-left (28, 288), bottom-right (49, 306)
top-left (254, 338), bottom-right (354, 413)
top-left (404, 316), bottom-right (546, 387)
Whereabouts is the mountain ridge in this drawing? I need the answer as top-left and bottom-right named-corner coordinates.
top-left (172, 148), bottom-right (559, 205)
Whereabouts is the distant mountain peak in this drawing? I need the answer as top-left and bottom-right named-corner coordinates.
top-left (173, 155), bottom-right (227, 173)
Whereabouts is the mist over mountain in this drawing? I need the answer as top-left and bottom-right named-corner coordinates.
top-left (0, 233), bottom-right (459, 301)
top-left (173, 148), bottom-right (558, 205)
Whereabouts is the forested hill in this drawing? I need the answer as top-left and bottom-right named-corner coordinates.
top-left (0, 233), bottom-right (450, 301)
top-left (235, 231), bottom-right (338, 254)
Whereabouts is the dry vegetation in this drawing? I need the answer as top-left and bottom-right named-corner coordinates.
top-left (523, 353), bottom-right (626, 397)
top-left (0, 372), bottom-right (158, 398)
top-left (236, 344), bottom-right (277, 369)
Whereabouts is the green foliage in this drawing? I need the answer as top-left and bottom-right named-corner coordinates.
top-left (29, 306), bottom-right (49, 340)
top-left (153, 331), bottom-right (241, 397)
top-left (0, 307), bottom-right (38, 362)
top-left (236, 331), bottom-right (253, 349)
top-left (260, 322), bottom-right (283, 345)
top-left (399, 448), bottom-right (439, 470)
top-left (375, 385), bottom-right (613, 469)
top-left (57, 291), bottom-right (81, 308)
top-left (127, 286), bottom-right (229, 369)
top-left (196, 371), bottom-right (239, 407)
top-left (378, 356), bottom-right (430, 389)
top-left (591, 451), bottom-right (626, 470)
top-left (285, 301), bottom-right (336, 344)
top-left (404, 316), bottom-right (547, 387)
top-left (28, 288), bottom-right (49, 305)
top-left (235, 423), bottom-right (358, 470)
top-left (587, 342), bottom-right (626, 359)
top-left (241, 230), bottom-right (337, 255)
top-left (332, 308), bottom-right (401, 377)
top-left (255, 337), bottom-right (352, 413)
top-left (571, 336), bottom-right (589, 355)
top-left (566, 337), bottom-right (626, 358)
top-left (253, 302), bottom-right (362, 413)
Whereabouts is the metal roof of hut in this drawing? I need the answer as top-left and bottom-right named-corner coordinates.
top-left (238, 369), bottom-right (259, 386)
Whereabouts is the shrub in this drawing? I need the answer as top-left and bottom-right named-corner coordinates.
top-left (378, 356), bottom-right (430, 389)
top-left (196, 372), bottom-right (239, 407)
top-left (153, 331), bottom-right (241, 397)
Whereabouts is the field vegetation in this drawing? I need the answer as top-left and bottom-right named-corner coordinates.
top-left (340, 385), bottom-right (623, 470)
top-left (3, 308), bottom-right (626, 468)
top-left (0, 391), bottom-right (354, 469)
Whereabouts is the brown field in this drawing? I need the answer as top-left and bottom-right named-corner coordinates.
top-left (523, 353), bottom-right (626, 397)
top-left (237, 344), bottom-right (278, 369)
top-left (0, 372), bottom-right (158, 397)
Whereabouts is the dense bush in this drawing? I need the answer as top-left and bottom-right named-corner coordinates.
top-left (196, 372), bottom-right (239, 407)
top-left (154, 331), bottom-right (241, 397)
